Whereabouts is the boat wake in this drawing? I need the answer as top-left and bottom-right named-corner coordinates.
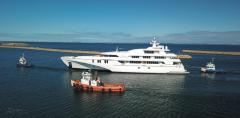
top-left (34, 66), bottom-right (67, 71)
top-left (227, 70), bottom-right (240, 75)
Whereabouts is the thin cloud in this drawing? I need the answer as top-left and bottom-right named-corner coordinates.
top-left (0, 33), bottom-right (23, 37)
top-left (159, 31), bottom-right (240, 44)
top-left (0, 32), bottom-right (146, 42)
top-left (110, 32), bottom-right (131, 37)
top-left (0, 31), bottom-right (240, 44)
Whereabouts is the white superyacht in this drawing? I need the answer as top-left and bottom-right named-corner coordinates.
top-left (61, 37), bottom-right (189, 74)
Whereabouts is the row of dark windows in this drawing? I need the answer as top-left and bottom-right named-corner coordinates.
top-left (101, 55), bottom-right (118, 57)
top-left (118, 61), bottom-right (166, 64)
top-left (138, 67), bottom-right (151, 69)
top-left (131, 56), bottom-right (167, 59)
top-left (132, 56), bottom-right (139, 58)
top-left (145, 61), bottom-right (159, 64)
top-left (143, 56), bottom-right (150, 58)
top-left (130, 61), bottom-right (142, 64)
top-left (155, 56), bottom-right (166, 59)
top-left (99, 54), bottom-right (169, 59)
top-left (92, 60), bottom-right (108, 64)
top-left (92, 60), bottom-right (179, 65)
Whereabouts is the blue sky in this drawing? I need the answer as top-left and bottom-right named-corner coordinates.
top-left (0, 0), bottom-right (240, 44)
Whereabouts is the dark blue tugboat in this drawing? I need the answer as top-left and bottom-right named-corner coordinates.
top-left (201, 58), bottom-right (226, 73)
top-left (17, 53), bottom-right (34, 67)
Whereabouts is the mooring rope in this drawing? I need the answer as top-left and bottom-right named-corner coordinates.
top-left (184, 65), bottom-right (204, 68)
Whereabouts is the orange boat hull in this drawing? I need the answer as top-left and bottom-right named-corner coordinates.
top-left (72, 80), bottom-right (125, 92)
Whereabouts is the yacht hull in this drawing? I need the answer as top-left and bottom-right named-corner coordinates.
top-left (61, 56), bottom-right (189, 74)
top-left (60, 36), bottom-right (189, 74)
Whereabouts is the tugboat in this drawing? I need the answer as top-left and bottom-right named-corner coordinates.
top-left (201, 58), bottom-right (226, 73)
top-left (71, 70), bottom-right (125, 92)
top-left (16, 53), bottom-right (34, 67)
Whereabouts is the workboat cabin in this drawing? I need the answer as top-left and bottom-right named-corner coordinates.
top-left (80, 71), bottom-right (103, 86)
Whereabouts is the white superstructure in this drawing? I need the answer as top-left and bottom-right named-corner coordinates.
top-left (61, 37), bottom-right (189, 74)
top-left (18, 53), bottom-right (26, 64)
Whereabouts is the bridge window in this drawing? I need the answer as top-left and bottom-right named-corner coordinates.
top-left (173, 62), bottom-right (180, 65)
top-left (97, 60), bottom-right (101, 63)
top-left (118, 61), bottom-right (124, 63)
top-left (144, 51), bottom-right (154, 54)
top-left (104, 60), bottom-right (108, 63)
top-left (109, 55), bottom-right (118, 57)
top-left (92, 60), bottom-right (94, 63)
top-left (158, 61), bottom-right (165, 64)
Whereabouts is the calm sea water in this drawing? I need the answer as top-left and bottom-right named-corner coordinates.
top-left (1, 43), bottom-right (240, 117)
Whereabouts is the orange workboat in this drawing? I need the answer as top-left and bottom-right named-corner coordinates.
top-left (71, 70), bottom-right (125, 92)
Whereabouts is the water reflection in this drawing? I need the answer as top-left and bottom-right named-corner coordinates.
top-left (73, 90), bottom-right (125, 101)
top-left (71, 89), bottom-right (125, 116)
top-left (62, 69), bottom-right (189, 117)
top-left (17, 66), bottom-right (28, 78)
top-left (201, 72), bottom-right (215, 79)
top-left (63, 70), bottom-right (187, 95)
